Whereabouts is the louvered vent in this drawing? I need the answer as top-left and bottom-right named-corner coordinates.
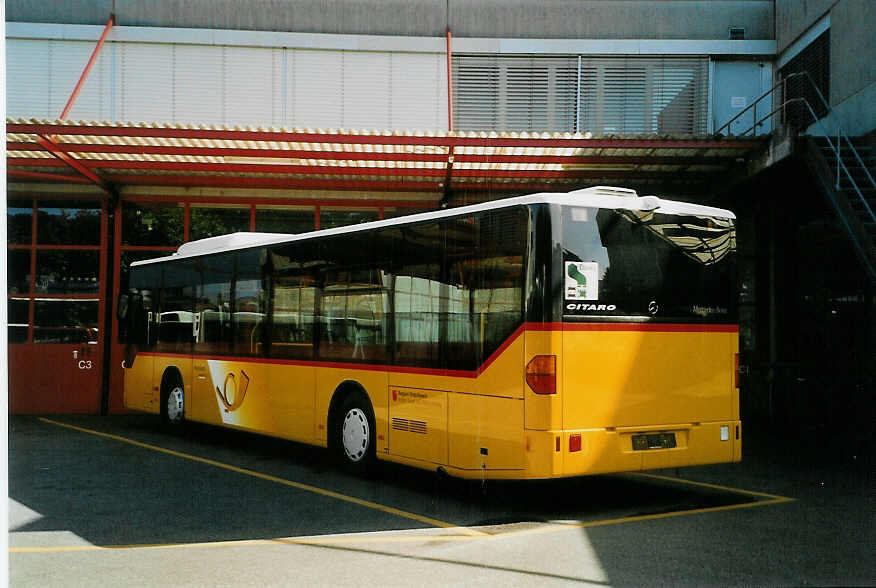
top-left (392, 417), bottom-right (427, 434)
top-left (580, 57), bottom-right (709, 136)
top-left (453, 55), bottom-right (708, 136)
top-left (729, 27), bottom-right (746, 40)
top-left (453, 56), bottom-right (577, 132)
top-left (780, 30), bottom-right (830, 127)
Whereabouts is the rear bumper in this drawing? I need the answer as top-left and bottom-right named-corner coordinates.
top-left (524, 420), bottom-right (742, 478)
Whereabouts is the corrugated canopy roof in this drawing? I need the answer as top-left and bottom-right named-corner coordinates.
top-left (6, 119), bottom-right (766, 197)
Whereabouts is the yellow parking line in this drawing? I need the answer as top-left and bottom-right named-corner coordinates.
top-left (11, 494), bottom-right (794, 554)
top-left (11, 532), bottom-right (480, 553)
top-left (487, 496), bottom-right (793, 541)
top-left (37, 417), bottom-right (484, 536)
top-left (19, 418), bottom-right (795, 554)
top-left (12, 492), bottom-right (793, 554)
top-left (11, 493), bottom-right (795, 554)
top-left (631, 472), bottom-right (794, 502)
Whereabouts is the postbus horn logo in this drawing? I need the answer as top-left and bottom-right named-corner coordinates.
top-left (216, 370), bottom-right (250, 412)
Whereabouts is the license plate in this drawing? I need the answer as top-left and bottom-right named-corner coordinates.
top-left (632, 433), bottom-right (677, 450)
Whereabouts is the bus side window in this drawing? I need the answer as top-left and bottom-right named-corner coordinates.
top-left (393, 222), bottom-right (442, 369)
top-left (319, 233), bottom-right (388, 363)
top-left (233, 249), bottom-right (267, 356)
top-left (475, 209), bottom-right (526, 360)
top-left (268, 246), bottom-right (316, 360)
top-left (194, 253), bottom-right (233, 356)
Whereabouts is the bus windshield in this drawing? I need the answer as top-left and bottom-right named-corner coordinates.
top-left (561, 206), bottom-right (736, 322)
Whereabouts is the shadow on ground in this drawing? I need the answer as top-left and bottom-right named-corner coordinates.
top-left (10, 415), bottom-right (758, 547)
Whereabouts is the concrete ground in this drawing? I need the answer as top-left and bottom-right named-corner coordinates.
top-left (8, 414), bottom-right (874, 587)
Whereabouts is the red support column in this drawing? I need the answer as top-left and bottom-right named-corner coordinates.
top-left (109, 200), bottom-right (125, 413)
top-left (183, 204), bottom-right (191, 242)
top-left (446, 27), bottom-right (454, 132)
top-left (27, 200), bottom-right (37, 344)
top-left (34, 14), bottom-right (117, 196)
top-left (59, 14), bottom-right (114, 121)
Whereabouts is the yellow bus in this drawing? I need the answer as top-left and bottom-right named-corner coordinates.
top-left (118, 186), bottom-right (741, 479)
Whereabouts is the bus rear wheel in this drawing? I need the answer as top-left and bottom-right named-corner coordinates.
top-left (335, 393), bottom-right (376, 473)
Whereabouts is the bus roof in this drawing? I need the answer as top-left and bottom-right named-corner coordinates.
top-left (131, 186), bottom-right (735, 267)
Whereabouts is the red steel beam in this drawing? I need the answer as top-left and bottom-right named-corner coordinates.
top-left (7, 169), bottom-right (93, 183)
top-left (103, 174), bottom-right (442, 191)
top-left (34, 135), bottom-right (114, 194)
top-left (9, 158), bottom-right (449, 176)
top-left (9, 157), bottom-right (713, 180)
top-left (120, 194), bottom-right (437, 208)
top-left (6, 123), bottom-right (766, 150)
top-left (6, 141), bottom-right (733, 166)
top-left (451, 154), bottom-right (728, 166)
top-left (59, 14), bottom-right (114, 120)
top-left (6, 141), bottom-right (449, 162)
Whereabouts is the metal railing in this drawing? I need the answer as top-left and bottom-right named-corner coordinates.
top-left (716, 70), bottom-right (875, 225)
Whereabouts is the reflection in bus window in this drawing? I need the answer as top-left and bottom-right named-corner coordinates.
top-left (234, 249), bottom-right (267, 356)
top-left (195, 254), bottom-right (233, 355)
top-left (319, 267), bottom-right (388, 362)
top-left (394, 221), bottom-right (443, 368)
top-left (269, 246), bottom-right (318, 360)
top-left (562, 206), bottom-right (735, 320)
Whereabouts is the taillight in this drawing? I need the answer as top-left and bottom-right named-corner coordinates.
top-left (734, 353), bottom-right (740, 389)
top-left (526, 354), bottom-right (556, 395)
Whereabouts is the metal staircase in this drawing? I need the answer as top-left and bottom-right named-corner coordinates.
top-left (818, 136), bottom-right (876, 238)
top-left (804, 134), bottom-right (876, 283)
top-left (717, 71), bottom-right (876, 283)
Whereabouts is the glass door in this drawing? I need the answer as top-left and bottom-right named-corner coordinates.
top-left (7, 198), bottom-right (106, 413)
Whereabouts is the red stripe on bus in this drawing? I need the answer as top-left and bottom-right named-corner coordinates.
top-left (560, 322), bottom-right (739, 333)
top-left (138, 327), bottom-right (527, 379)
top-left (135, 322), bottom-right (735, 378)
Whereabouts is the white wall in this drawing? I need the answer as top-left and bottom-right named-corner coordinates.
top-left (6, 38), bottom-right (449, 130)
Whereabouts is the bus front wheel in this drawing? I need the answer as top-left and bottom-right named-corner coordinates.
top-left (161, 379), bottom-right (185, 426)
top-left (335, 392), bottom-right (376, 473)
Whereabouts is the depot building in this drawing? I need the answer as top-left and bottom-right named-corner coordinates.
top-left (5, 1), bottom-right (874, 443)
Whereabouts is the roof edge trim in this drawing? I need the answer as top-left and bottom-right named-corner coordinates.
top-left (7, 22), bottom-right (775, 56)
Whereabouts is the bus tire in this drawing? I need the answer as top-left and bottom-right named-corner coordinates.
top-left (334, 391), bottom-right (376, 473)
top-left (161, 372), bottom-right (185, 427)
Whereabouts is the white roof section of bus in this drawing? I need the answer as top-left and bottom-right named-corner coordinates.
top-left (131, 186), bottom-right (735, 266)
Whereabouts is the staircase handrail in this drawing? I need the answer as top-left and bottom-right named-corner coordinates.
top-left (714, 72), bottom-right (801, 137)
top-left (716, 71), bottom-right (875, 224)
top-left (792, 98), bottom-right (876, 224)
top-left (793, 70), bottom-right (876, 194)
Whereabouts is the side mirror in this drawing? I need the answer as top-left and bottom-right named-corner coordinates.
top-left (117, 294), bottom-right (130, 320)
top-left (119, 292), bottom-right (146, 345)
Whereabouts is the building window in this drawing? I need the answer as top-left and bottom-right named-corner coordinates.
top-left (122, 202), bottom-right (184, 246)
top-left (7, 199), bottom-right (33, 244)
top-left (190, 205), bottom-right (251, 241)
top-left (8, 197), bottom-right (104, 345)
top-left (36, 201), bottom-right (101, 245)
top-left (320, 208), bottom-right (379, 230)
top-left (33, 300), bottom-right (99, 344)
top-left (255, 206), bottom-right (315, 234)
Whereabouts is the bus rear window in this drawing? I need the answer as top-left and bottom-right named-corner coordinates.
top-left (561, 206), bottom-right (736, 322)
